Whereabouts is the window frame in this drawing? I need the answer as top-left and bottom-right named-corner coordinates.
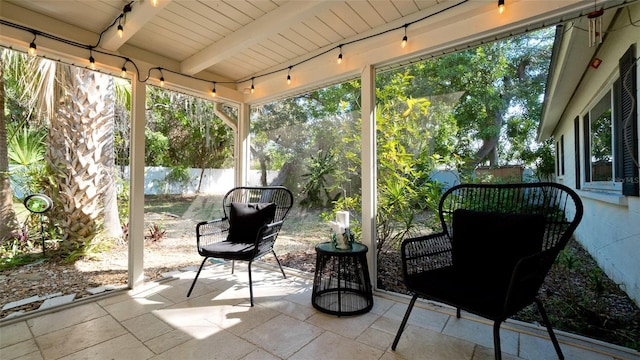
top-left (581, 76), bottom-right (622, 192)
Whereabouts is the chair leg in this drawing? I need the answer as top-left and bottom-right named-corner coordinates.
top-left (272, 249), bottom-right (287, 279)
top-left (231, 260), bottom-right (235, 274)
top-left (456, 308), bottom-right (461, 318)
top-left (493, 321), bottom-right (503, 360)
top-left (392, 294), bottom-right (418, 350)
top-left (535, 298), bottom-right (564, 359)
top-left (248, 261), bottom-right (254, 307)
top-left (187, 257), bottom-right (209, 297)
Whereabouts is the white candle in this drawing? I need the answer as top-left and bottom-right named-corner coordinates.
top-left (336, 211), bottom-right (349, 228)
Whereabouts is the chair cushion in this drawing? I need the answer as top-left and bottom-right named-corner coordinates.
top-left (451, 209), bottom-right (545, 285)
top-left (228, 202), bottom-right (277, 244)
top-left (201, 240), bottom-right (256, 260)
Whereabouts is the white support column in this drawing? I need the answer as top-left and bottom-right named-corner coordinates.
top-left (236, 103), bottom-right (251, 187)
top-left (360, 65), bottom-right (377, 287)
top-left (128, 75), bottom-right (146, 289)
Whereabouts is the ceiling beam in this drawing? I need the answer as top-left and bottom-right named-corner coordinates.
top-left (100, 0), bottom-right (172, 52)
top-left (180, 0), bottom-right (334, 75)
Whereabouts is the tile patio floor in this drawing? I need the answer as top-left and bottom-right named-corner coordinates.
top-left (1, 262), bottom-right (639, 360)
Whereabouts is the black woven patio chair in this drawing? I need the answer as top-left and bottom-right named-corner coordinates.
top-left (392, 182), bottom-right (583, 360)
top-left (186, 186), bottom-right (294, 306)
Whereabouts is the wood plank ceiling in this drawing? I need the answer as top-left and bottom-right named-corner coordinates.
top-left (1, 0), bottom-right (634, 105)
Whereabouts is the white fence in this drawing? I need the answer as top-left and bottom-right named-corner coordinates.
top-left (10, 165), bottom-right (279, 197)
top-left (120, 167), bottom-right (279, 195)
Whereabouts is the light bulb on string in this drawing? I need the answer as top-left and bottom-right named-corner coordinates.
top-left (401, 25), bottom-right (408, 48)
top-left (117, 24), bottom-right (124, 38)
top-left (498, 0), bottom-right (505, 14)
top-left (211, 82), bottom-right (217, 97)
top-left (28, 34), bottom-right (37, 56)
top-left (287, 66), bottom-right (292, 85)
top-left (337, 45), bottom-right (343, 64)
top-left (89, 49), bottom-right (95, 70)
top-left (158, 68), bottom-right (165, 86)
top-left (121, 66), bottom-right (127, 77)
top-left (152, 0), bottom-right (158, 7)
top-left (250, 78), bottom-right (255, 94)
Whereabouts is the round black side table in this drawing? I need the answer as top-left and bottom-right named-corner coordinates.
top-left (312, 241), bottom-right (373, 316)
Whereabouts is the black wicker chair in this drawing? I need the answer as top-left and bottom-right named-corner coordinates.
top-left (392, 182), bottom-right (583, 360)
top-left (186, 186), bottom-right (294, 306)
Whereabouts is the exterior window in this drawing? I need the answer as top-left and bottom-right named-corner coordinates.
top-left (580, 44), bottom-right (638, 195)
top-left (556, 136), bottom-right (565, 176)
top-left (589, 91), bottom-right (613, 182)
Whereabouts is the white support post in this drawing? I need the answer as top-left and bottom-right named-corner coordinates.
top-left (128, 75), bottom-right (146, 289)
top-left (236, 103), bottom-right (251, 187)
top-left (360, 65), bottom-right (377, 287)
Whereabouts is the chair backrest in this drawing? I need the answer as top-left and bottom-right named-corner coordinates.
top-left (222, 186), bottom-right (294, 223)
top-left (439, 182), bottom-right (583, 254)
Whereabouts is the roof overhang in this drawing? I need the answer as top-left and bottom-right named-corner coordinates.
top-left (1, 0), bottom-right (635, 107)
top-left (538, 1), bottom-right (629, 140)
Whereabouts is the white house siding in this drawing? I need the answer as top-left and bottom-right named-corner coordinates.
top-left (549, 3), bottom-right (640, 305)
top-left (573, 196), bottom-right (640, 305)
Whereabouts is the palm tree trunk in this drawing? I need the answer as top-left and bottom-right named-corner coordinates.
top-left (0, 61), bottom-right (20, 239)
top-left (48, 67), bottom-right (118, 249)
top-left (101, 77), bottom-right (123, 239)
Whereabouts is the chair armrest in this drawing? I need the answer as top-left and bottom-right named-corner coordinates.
top-left (253, 220), bottom-right (285, 257)
top-left (196, 218), bottom-right (229, 252)
top-left (504, 249), bottom-right (558, 310)
top-left (401, 232), bottom-right (453, 278)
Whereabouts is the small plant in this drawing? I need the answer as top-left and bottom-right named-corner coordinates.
top-left (0, 223), bottom-right (41, 258)
top-left (145, 224), bottom-right (166, 242)
top-left (121, 222), bottom-right (129, 243)
top-left (557, 248), bottom-right (580, 272)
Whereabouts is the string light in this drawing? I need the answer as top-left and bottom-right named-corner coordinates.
top-left (89, 49), bottom-right (95, 70)
top-left (287, 66), bottom-right (292, 85)
top-left (401, 25), bottom-right (408, 48)
top-left (121, 65), bottom-right (127, 77)
top-left (211, 82), bottom-right (217, 97)
top-left (12, 0), bottom-right (606, 97)
top-left (117, 23), bottom-right (123, 38)
top-left (6, 0), bottom-right (471, 93)
top-left (498, 0), bottom-right (505, 14)
top-left (159, 69), bottom-right (165, 86)
top-left (28, 34), bottom-right (37, 56)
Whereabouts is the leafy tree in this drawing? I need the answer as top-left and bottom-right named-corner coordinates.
top-left (145, 87), bottom-right (234, 192)
top-left (402, 28), bottom-right (554, 171)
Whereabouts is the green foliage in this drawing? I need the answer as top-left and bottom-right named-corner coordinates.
top-left (145, 223), bottom-right (166, 242)
top-left (393, 28), bottom-right (555, 169)
top-left (300, 150), bottom-right (339, 207)
top-left (522, 138), bottom-right (555, 181)
top-left (165, 165), bottom-right (192, 188)
top-left (145, 129), bottom-right (169, 165)
top-left (146, 87), bottom-right (233, 170)
top-left (64, 237), bottom-right (112, 263)
top-left (117, 175), bottom-right (130, 224)
top-left (373, 69), bottom-right (449, 254)
top-left (6, 124), bottom-right (50, 198)
top-left (7, 125), bottom-right (46, 165)
top-left (0, 226), bottom-right (34, 258)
